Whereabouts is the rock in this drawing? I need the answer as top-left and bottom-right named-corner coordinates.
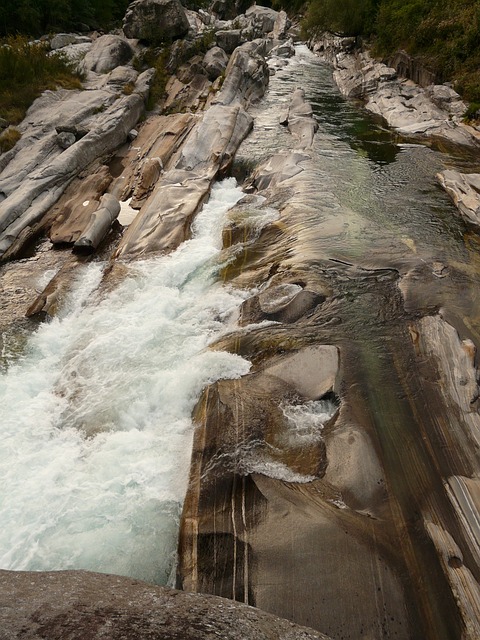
top-left (50, 33), bottom-right (91, 50)
top-left (214, 42), bottom-right (269, 107)
top-left (56, 41), bottom-right (92, 63)
top-left (285, 88), bottom-right (318, 150)
top-left (312, 34), bottom-right (480, 149)
top-left (215, 28), bottom-right (245, 54)
top-left (56, 131), bottom-right (76, 149)
top-left (272, 10), bottom-right (290, 40)
top-left (437, 170), bottom-right (480, 229)
top-left (106, 65), bottom-right (139, 88)
top-left (0, 86), bottom-right (145, 259)
top-left (123, 0), bottom-right (190, 43)
top-left (203, 46), bottom-right (229, 80)
top-left (80, 34), bottom-right (133, 74)
top-left (49, 166), bottom-right (113, 245)
top-left (264, 345), bottom-right (339, 400)
top-left (426, 84), bottom-right (467, 119)
top-left (245, 4), bottom-right (278, 35)
top-left (387, 49), bottom-right (436, 88)
top-left (115, 104), bottom-right (253, 258)
top-left (259, 283), bottom-right (303, 313)
top-left (269, 39), bottom-right (295, 59)
top-left (0, 570), bottom-right (332, 640)
top-left (74, 193), bottom-right (121, 252)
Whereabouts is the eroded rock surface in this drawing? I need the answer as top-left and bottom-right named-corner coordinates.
top-left (0, 570), bottom-right (332, 640)
top-left (123, 0), bottom-right (190, 42)
top-left (312, 34), bottom-right (480, 150)
top-left (437, 170), bottom-right (480, 229)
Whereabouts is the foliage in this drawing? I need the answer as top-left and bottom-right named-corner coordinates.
top-left (302, 0), bottom-right (480, 102)
top-left (133, 47), bottom-right (170, 110)
top-left (0, 36), bottom-right (83, 124)
top-left (0, 0), bottom-right (129, 36)
top-left (303, 0), bottom-right (379, 37)
top-left (0, 127), bottom-right (21, 152)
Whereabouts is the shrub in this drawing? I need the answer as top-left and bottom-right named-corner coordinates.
top-left (0, 127), bottom-right (21, 152)
top-left (0, 36), bottom-right (83, 125)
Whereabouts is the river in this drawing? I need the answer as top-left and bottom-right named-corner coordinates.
top-left (2, 42), bottom-right (480, 640)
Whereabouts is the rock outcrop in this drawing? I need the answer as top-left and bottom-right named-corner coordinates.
top-left (437, 170), bottom-right (480, 229)
top-left (80, 35), bottom-right (133, 74)
top-left (115, 40), bottom-right (269, 259)
top-left (123, 0), bottom-right (190, 43)
top-left (0, 570), bottom-right (333, 640)
top-left (312, 34), bottom-right (480, 150)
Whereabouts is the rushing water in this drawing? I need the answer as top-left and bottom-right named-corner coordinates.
top-left (0, 179), bottom-right (251, 584)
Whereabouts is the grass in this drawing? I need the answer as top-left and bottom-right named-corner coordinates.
top-left (0, 127), bottom-right (21, 152)
top-left (0, 36), bottom-right (83, 126)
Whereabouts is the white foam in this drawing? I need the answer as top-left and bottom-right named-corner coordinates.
top-left (0, 178), bottom-right (250, 584)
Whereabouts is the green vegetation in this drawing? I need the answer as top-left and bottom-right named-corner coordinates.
top-left (0, 127), bottom-right (21, 152)
top-left (0, 37), bottom-right (83, 125)
top-left (299, 0), bottom-right (480, 103)
top-left (0, 0), bottom-right (129, 36)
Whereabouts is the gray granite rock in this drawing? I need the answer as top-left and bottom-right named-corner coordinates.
top-left (80, 34), bottom-right (133, 74)
top-left (123, 0), bottom-right (190, 43)
top-left (0, 570), bottom-right (333, 640)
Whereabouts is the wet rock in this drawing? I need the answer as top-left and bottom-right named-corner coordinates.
top-left (203, 46), bottom-right (229, 80)
top-left (269, 39), bottom-right (295, 59)
top-left (80, 34), bottom-right (133, 74)
top-left (123, 0), bottom-right (190, 43)
top-left (264, 345), bottom-right (339, 400)
top-left (0, 569), bottom-right (333, 640)
top-left (259, 283), bottom-right (303, 313)
top-left (285, 88), bottom-right (318, 150)
top-left (26, 257), bottom-right (86, 318)
top-left (437, 170), bottom-right (480, 229)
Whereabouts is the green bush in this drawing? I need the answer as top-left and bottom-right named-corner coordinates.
top-left (0, 0), bottom-right (129, 36)
top-left (0, 36), bottom-right (83, 124)
top-left (303, 0), bottom-right (379, 37)
top-left (0, 127), bottom-right (21, 152)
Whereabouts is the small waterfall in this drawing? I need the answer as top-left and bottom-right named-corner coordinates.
top-left (0, 178), bottom-right (250, 584)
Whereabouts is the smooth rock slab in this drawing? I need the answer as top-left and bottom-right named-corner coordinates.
top-left (0, 570), bottom-right (332, 640)
top-left (264, 345), bottom-right (339, 400)
top-left (437, 170), bottom-right (480, 229)
top-left (80, 35), bottom-right (133, 74)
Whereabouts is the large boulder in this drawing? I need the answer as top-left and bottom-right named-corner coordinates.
top-left (203, 45), bottom-right (229, 80)
top-left (123, 0), bottom-right (190, 43)
top-left (80, 35), bottom-right (133, 74)
top-left (0, 570), bottom-right (332, 640)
